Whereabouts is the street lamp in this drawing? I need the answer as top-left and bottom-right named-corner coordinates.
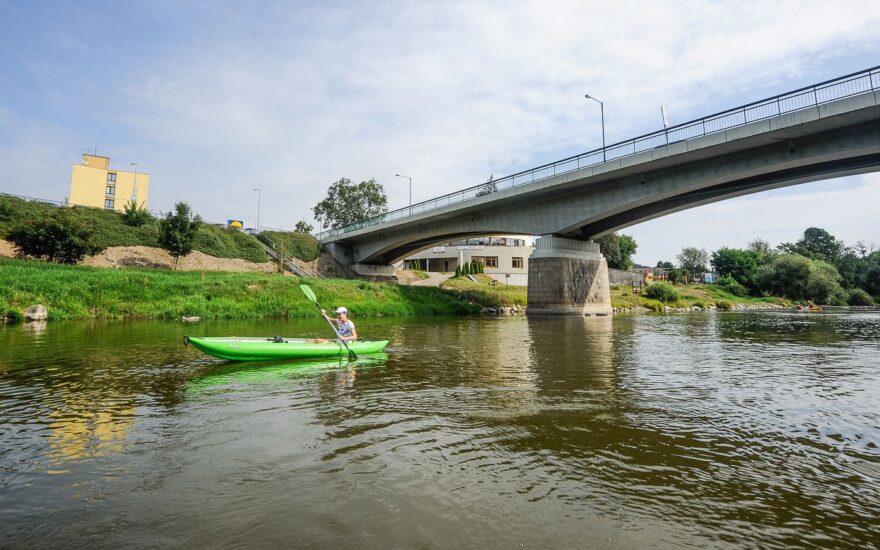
top-left (395, 174), bottom-right (412, 215)
top-left (584, 94), bottom-right (606, 162)
top-left (130, 162), bottom-right (138, 203)
top-left (253, 188), bottom-right (261, 233)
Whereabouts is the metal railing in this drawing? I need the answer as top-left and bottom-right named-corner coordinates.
top-left (317, 65), bottom-right (880, 240)
top-left (255, 233), bottom-right (320, 278)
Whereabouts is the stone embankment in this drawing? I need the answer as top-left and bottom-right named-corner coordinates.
top-left (481, 306), bottom-right (526, 315)
top-left (614, 303), bottom-right (787, 313)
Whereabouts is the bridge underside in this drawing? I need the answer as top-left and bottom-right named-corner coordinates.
top-left (320, 92), bottom-right (880, 314)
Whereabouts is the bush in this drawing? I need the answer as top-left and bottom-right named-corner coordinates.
top-left (755, 254), bottom-right (843, 303)
top-left (847, 288), bottom-right (874, 306)
top-left (7, 210), bottom-right (105, 264)
top-left (717, 275), bottom-right (749, 297)
top-left (454, 266), bottom-right (461, 278)
top-left (715, 300), bottom-right (732, 310)
top-left (645, 282), bottom-right (680, 302)
top-left (121, 200), bottom-right (152, 227)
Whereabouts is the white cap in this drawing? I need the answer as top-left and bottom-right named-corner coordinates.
top-left (334, 307), bottom-right (348, 314)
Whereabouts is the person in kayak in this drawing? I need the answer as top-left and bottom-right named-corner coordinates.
top-left (314, 306), bottom-right (358, 343)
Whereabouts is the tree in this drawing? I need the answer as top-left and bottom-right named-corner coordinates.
top-left (747, 238), bottom-right (775, 265)
top-left (779, 227), bottom-right (844, 262)
top-left (711, 247), bottom-right (760, 290)
top-left (159, 202), bottom-right (202, 269)
top-left (7, 209), bottom-right (105, 264)
top-left (122, 200), bottom-right (152, 227)
top-left (755, 254), bottom-right (843, 303)
top-left (312, 178), bottom-right (388, 230)
top-left (294, 220), bottom-right (313, 234)
top-left (656, 260), bottom-right (674, 269)
top-left (596, 233), bottom-right (638, 270)
top-left (677, 247), bottom-right (709, 279)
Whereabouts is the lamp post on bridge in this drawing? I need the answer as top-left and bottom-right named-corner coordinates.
top-left (253, 188), bottom-right (261, 234)
top-left (130, 162), bottom-right (138, 203)
top-left (395, 174), bottom-right (412, 216)
top-left (584, 94), bottom-right (605, 162)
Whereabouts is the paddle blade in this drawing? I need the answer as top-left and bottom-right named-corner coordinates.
top-left (299, 284), bottom-right (318, 304)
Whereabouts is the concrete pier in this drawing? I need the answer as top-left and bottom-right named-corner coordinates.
top-left (526, 235), bottom-right (612, 316)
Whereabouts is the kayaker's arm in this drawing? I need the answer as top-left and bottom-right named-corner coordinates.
top-left (339, 327), bottom-right (358, 342)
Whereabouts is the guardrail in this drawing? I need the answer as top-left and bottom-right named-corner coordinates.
top-left (317, 65), bottom-right (880, 240)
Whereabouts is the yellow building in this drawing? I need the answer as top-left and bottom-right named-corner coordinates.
top-left (68, 154), bottom-right (150, 211)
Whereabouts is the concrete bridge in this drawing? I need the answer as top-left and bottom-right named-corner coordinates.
top-left (318, 67), bottom-right (880, 314)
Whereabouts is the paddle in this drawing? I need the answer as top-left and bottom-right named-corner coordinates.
top-left (299, 284), bottom-right (357, 360)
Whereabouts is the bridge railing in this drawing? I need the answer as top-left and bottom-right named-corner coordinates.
top-left (316, 65), bottom-right (880, 240)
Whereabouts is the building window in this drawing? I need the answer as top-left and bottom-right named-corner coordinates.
top-left (107, 173), bottom-right (117, 182)
top-left (512, 257), bottom-right (523, 269)
top-left (105, 186), bottom-right (115, 195)
top-left (472, 256), bottom-right (498, 268)
top-left (104, 199), bottom-right (114, 209)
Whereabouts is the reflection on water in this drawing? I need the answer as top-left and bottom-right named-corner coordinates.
top-left (1, 312), bottom-right (878, 548)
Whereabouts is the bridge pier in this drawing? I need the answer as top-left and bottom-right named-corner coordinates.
top-left (527, 235), bottom-right (612, 316)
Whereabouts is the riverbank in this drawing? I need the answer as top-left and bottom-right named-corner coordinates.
top-left (440, 274), bottom-right (793, 311)
top-left (0, 258), bottom-right (479, 320)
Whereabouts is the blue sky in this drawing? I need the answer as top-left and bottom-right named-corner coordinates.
top-left (1, 0), bottom-right (878, 264)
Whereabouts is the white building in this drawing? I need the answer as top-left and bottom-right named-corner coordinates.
top-left (402, 236), bottom-right (535, 286)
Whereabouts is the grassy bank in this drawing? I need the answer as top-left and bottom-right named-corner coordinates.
top-left (259, 231), bottom-right (321, 262)
top-left (0, 195), bottom-right (267, 262)
top-left (441, 275), bottom-right (527, 307)
top-left (0, 258), bottom-right (479, 320)
top-left (439, 274), bottom-right (792, 310)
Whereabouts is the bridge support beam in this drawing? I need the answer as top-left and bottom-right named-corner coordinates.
top-left (527, 235), bottom-right (612, 316)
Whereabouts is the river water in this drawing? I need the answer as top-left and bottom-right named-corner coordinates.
top-left (1, 311), bottom-right (878, 548)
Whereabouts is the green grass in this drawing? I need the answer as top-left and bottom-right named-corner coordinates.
top-left (610, 283), bottom-right (791, 310)
top-left (441, 274), bottom-right (527, 307)
top-left (0, 257), bottom-right (480, 320)
top-left (0, 195), bottom-right (267, 263)
top-left (260, 230), bottom-right (321, 262)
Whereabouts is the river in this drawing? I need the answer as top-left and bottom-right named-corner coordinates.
top-left (1, 311), bottom-right (878, 548)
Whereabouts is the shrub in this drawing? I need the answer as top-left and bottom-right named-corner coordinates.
top-left (716, 300), bottom-right (732, 310)
top-left (645, 282), bottom-right (680, 302)
top-left (847, 288), bottom-right (874, 306)
top-left (755, 254), bottom-right (842, 303)
top-left (0, 199), bottom-right (12, 222)
top-left (7, 210), bottom-right (105, 263)
top-left (717, 274), bottom-right (749, 297)
top-left (159, 202), bottom-right (202, 269)
top-left (454, 266), bottom-right (461, 278)
top-left (121, 200), bottom-right (152, 227)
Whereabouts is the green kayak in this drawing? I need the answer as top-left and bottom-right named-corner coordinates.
top-left (185, 336), bottom-right (390, 361)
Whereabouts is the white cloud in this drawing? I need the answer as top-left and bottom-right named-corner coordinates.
top-left (2, 0), bottom-right (879, 255)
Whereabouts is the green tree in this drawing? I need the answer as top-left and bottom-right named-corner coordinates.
top-left (755, 254), bottom-right (842, 303)
top-left (779, 227), bottom-right (844, 262)
top-left (454, 265), bottom-right (461, 278)
top-left (862, 252), bottom-right (880, 296)
top-left (294, 220), bottom-right (313, 234)
top-left (747, 238), bottom-right (775, 265)
top-left (312, 178), bottom-right (389, 230)
top-left (7, 209), bottom-right (105, 264)
top-left (676, 247), bottom-right (709, 279)
top-left (159, 202), bottom-right (202, 269)
top-left (656, 260), bottom-right (674, 269)
top-left (597, 233), bottom-right (638, 270)
top-left (121, 200), bottom-right (152, 227)
top-left (711, 247), bottom-right (759, 291)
